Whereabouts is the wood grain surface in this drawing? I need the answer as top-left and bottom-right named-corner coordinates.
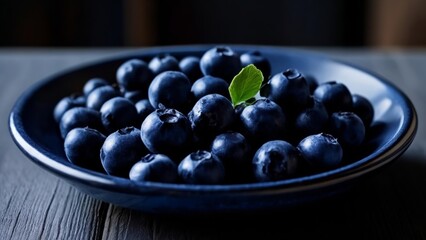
top-left (0, 48), bottom-right (425, 240)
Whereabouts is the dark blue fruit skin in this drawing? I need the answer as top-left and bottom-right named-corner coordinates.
top-left (188, 94), bottom-right (235, 144)
top-left (129, 154), bottom-right (178, 183)
top-left (352, 94), bottom-right (374, 127)
top-left (100, 127), bottom-right (147, 178)
top-left (59, 107), bottom-right (104, 139)
top-left (178, 150), bottom-right (225, 184)
top-left (116, 59), bottom-right (153, 91)
top-left (239, 98), bottom-right (286, 148)
top-left (179, 56), bottom-right (203, 83)
top-left (252, 140), bottom-right (301, 182)
top-left (297, 133), bottom-right (343, 170)
top-left (240, 50), bottom-right (271, 80)
top-left (148, 54), bottom-right (180, 76)
top-left (135, 99), bottom-right (154, 123)
top-left (313, 81), bottom-right (353, 114)
top-left (262, 68), bottom-right (311, 115)
top-left (86, 85), bottom-right (121, 111)
top-left (100, 97), bottom-right (139, 133)
top-left (64, 127), bottom-right (106, 172)
top-left (328, 112), bottom-right (366, 147)
top-left (141, 108), bottom-right (193, 161)
top-left (199, 46), bottom-right (242, 83)
top-left (304, 75), bottom-right (319, 94)
top-left (53, 94), bottom-right (86, 123)
top-left (124, 90), bottom-right (147, 104)
top-left (211, 132), bottom-right (251, 182)
top-left (191, 75), bottom-right (230, 101)
top-left (148, 71), bottom-right (192, 113)
top-left (83, 78), bottom-right (110, 96)
top-left (294, 96), bottom-right (329, 141)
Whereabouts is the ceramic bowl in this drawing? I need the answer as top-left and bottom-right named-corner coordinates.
top-left (9, 45), bottom-right (418, 214)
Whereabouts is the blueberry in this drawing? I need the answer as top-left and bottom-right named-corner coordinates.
top-left (239, 98), bottom-right (286, 147)
top-left (124, 90), bottom-right (147, 104)
top-left (188, 94), bottom-right (235, 144)
top-left (313, 81), bottom-right (353, 114)
top-left (59, 107), bottom-right (104, 139)
top-left (83, 78), bottom-right (110, 96)
top-left (179, 56), bottom-right (203, 82)
top-left (304, 74), bottom-right (319, 94)
top-left (148, 71), bottom-right (192, 112)
top-left (53, 94), bottom-right (86, 123)
top-left (148, 54), bottom-right (180, 76)
top-left (261, 68), bottom-right (310, 115)
top-left (200, 46), bottom-right (241, 82)
top-left (86, 85), bottom-right (121, 110)
top-left (178, 150), bottom-right (225, 184)
top-left (135, 99), bottom-right (154, 123)
top-left (191, 75), bottom-right (230, 101)
top-left (129, 154), bottom-right (178, 183)
top-left (211, 132), bottom-right (251, 182)
top-left (100, 97), bottom-right (139, 133)
top-left (328, 112), bottom-right (365, 147)
top-left (352, 94), bottom-right (374, 127)
top-left (141, 108), bottom-right (193, 161)
top-left (294, 96), bottom-right (329, 141)
top-left (64, 127), bottom-right (106, 172)
top-left (297, 133), bottom-right (343, 170)
top-left (252, 140), bottom-right (301, 182)
top-left (116, 59), bottom-right (153, 91)
top-left (100, 127), bottom-right (147, 177)
top-left (240, 50), bottom-right (271, 80)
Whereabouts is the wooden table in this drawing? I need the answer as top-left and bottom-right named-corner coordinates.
top-left (1, 48), bottom-right (425, 239)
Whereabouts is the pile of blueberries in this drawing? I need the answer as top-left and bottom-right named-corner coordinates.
top-left (54, 46), bottom-right (374, 185)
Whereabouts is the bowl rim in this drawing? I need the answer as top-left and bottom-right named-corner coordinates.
top-left (8, 44), bottom-right (418, 195)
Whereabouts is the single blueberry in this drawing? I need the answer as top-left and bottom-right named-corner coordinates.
top-left (252, 140), bottom-right (301, 182)
top-left (116, 59), bottom-right (153, 91)
top-left (135, 99), bottom-right (154, 123)
top-left (141, 108), bottom-right (193, 161)
top-left (129, 154), bottom-right (178, 183)
top-left (86, 85), bottom-right (121, 111)
top-left (179, 56), bottom-right (203, 83)
top-left (53, 93), bottom-right (86, 123)
top-left (262, 68), bottom-right (311, 115)
top-left (148, 54), bottom-right (180, 76)
top-left (124, 90), bottom-right (147, 104)
top-left (293, 96), bottom-right (329, 141)
top-left (211, 132), bottom-right (252, 183)
top-left (100, 127), bottom-right (147, 177)
top-left (188, 94), bottom-right (235, 144)
top-left (83, 78), bottom-right (110, 96)
top-left (178, 150), bottom-right (225, 184)
top-left (328, 112), bottom-right (366, 147)
top-left (64, 127), bottom-right (106, 172)
top-left (100, 97), bottom-right (139, 133)
top-left (148, 71), bottom-right (192, 113)
top-left (352, 94), bottom-right (374, 127)
top-left (59, 107), bottom-right (104, 139)
top-left (200, 46), bottom-right (242, 82)
top-left (303, 75), bottom-right (319, 94)
top-left (240, 50), bottom-right (271, 80)
top-left (297, 133), bottom-right (343, 170)
top-left (191, 75), bottom-right (230, 101)
top-left (313, 81), bottom-right (353, 114)
top-left (239, 98), bottom-right (286, 148)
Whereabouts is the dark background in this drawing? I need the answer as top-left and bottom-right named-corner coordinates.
top-left (0, 0), bottom-right (424, 47)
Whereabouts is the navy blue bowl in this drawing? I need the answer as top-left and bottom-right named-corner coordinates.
top-left (9, 45), bottom-right (417, 214)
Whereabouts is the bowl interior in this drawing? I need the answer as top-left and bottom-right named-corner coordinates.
top-left (10, 45), bottom-right (416, 193)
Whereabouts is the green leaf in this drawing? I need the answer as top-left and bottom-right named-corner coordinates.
top-left (228, 64), bottom-right (263, 107)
